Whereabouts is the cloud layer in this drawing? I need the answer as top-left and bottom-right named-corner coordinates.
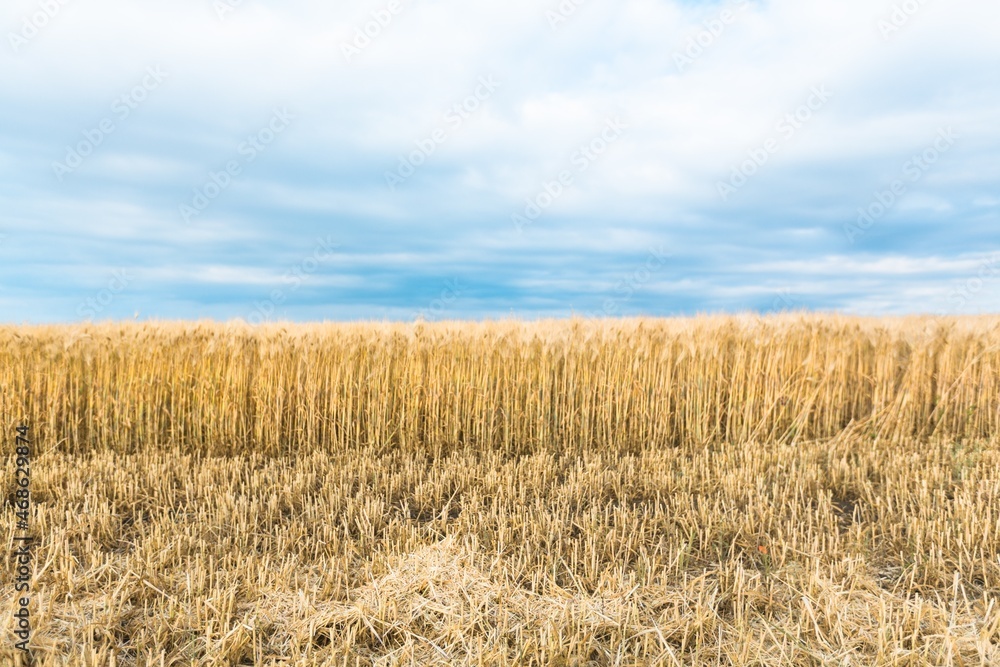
top-left (1, 0), bottom-right (998, 322)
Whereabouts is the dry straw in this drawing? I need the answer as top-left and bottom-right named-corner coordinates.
top-left (3, 314), bottom-right (1000, 456)
top-left (0, 314), bottom-right (997, 665)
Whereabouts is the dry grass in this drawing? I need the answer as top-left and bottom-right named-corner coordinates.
top-left (1, 314), bottom-right (999, 665)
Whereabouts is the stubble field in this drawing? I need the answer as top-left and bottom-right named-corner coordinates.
top-left (2, 315), bottom-right (999, 665)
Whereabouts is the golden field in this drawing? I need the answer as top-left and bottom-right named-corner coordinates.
top-left (1, 314), bottom-right (999, 665)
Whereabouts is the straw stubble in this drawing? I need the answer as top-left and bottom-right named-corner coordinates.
top-left (1, 315), bottom-right (998, 665)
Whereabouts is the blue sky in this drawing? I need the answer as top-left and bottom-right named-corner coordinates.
top-left (1, 0), bottom-right (998, 323)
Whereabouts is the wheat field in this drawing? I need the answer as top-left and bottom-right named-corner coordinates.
top-left (2, 314), bottom-right (999, 665)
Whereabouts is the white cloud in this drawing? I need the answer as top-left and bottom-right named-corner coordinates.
top-left (1, 0), bottom-right (998, 321)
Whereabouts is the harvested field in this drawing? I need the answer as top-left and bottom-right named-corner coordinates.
top-left (2, 315), bottom-right (999, 665)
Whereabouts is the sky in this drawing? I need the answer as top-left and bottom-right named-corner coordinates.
top-left (1, 0), bottom-right (998, 323)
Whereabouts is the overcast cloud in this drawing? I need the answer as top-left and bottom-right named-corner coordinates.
top-left (1, 0), bottom-right (998, 322)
